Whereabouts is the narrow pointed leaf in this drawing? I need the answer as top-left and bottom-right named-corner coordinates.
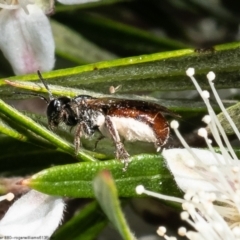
top-left (51, 19), bottom-right (117, 65)
top-left (0, 115), bottom-right (28, 142)
top-left (56, 0), bottom-right (128, 10)
top-left (1, 42), bottom-right (240, 95)
top-left (0, 136), bottom-right (77, 175)
top-left (93, 170), bottom-right (136, 240)
top-left (53, 201), bottom-right (107, 240)
top-left (0, 99), bottom-right (96, 162)
top-left (0, 112), bottom-right (61, 150)
top-left (4, 79), bottom-right (236, 117)
top-left (22, 154), bottom-right (183, 198)
top-left (61, 12), bottom-right (188, 55)
top-left (216, 102), bottom-right (240, 135)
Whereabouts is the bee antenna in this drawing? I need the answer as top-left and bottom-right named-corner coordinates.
top-left (14, 92), bottom-right (49, 104)
top-left (37, 70), bottom-right (54, 100)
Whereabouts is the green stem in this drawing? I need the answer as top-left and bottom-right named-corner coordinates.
top-left (0, 99), bottom-right (96, 162)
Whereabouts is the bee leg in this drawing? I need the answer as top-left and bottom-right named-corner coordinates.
top-left (74, 123), bottom-right (82, 154)
top-left (116, 142), bottom-right (130, 172)
top-left (74, 122), bottom-right (93, 154)
top-left (105, 116), bottom-right (130, 171)
top-left (154, 140), bottom-right (165, 153)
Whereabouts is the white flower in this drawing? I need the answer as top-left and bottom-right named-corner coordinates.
top-left (136, 68), bottom-right (240, 239)
top-left (0, 0), bottom-right (55, 75)
top-left (0, 0), bottom-right (101, 75)
top-left (0, 190), bottom-right (64, 237)
top-left (58, 0), bottom-right (100, 4)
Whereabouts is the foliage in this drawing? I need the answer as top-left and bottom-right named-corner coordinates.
top-left (1, 0), bottom-right (240, 239)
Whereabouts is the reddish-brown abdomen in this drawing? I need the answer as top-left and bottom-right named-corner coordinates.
top-left (107, 107), bottom-right (169, 148)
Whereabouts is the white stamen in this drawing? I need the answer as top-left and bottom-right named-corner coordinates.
top-left (144, 69), bottom-right (240, 240)
top-left (182, 202), bottom-right (190, 211)
top-left (135, 185), bottom-right (145, 195)
top-left (170, 122), bottom-right (202, 164)
top-left (198, 127), bottom-right (222, 164)
top-left (157, 226), bottom-right (166, 236)
top-left (170, 120), bottom-right (179, 129)
top-left (181, 211), bottom-right (189, 220)
top-left (208, 73), bottom-right (240, 143)
top-left (207, 71), bottom-right (216, 82)
top-left (202, 115), bottom-right (211, 124)
top-left (169, 237), bottom-right (177, 240)
top-left (188, 71), bottom-right (238, 163)
top-left (178, 227), bottom-right (187, 236)
top-left (207, 139), bottom-right (212, 144)
top-left (207, 120), bottom-right (233, 163)
top-left (186, 68), bottom-right (195, 77)
top-left (136, 187), bottom-right (184, 203)
top-left (201, 90), bottom-right (210, 99)
top-left (184, 190), bottom-right (195, 201)
top-left (198, 128), bottom-right (208, 138)
top-left (0, 192), bottom-right (14, 202)
top-left (5, 193), bottom-right (14, 201)
top-left (185, 203), bottom-right (195, 214)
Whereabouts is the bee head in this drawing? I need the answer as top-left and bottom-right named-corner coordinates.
top-left (47, 97), bottom-right (71, 129)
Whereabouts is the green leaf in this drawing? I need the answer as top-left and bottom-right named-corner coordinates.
top-left (22, 154), bottom-right (183, 198)
top-left (53, 201), bottom-right (107, 240)
top-left (56, 0), bottom-right (128, 11)
top-left (4, 79), bottom-right (236, 120)
top-left (1, 42), bottom-right (240, 95)
top-left (60, 12), bottom-right (188, 55)
top-left (51, 19), bottom-right (117, 65)
top-left (216, 102), bottom-right (240, 135)
top-left (0, 99), bottom-right (96, 162)
top-left (0, 112), bottom-right (61, 151)
top-left (93, 170), bottom-right (136, 240)
top-left (0, 136), bottom-right (77, 176)
top-left (0, 114), bottom-right (28, 142)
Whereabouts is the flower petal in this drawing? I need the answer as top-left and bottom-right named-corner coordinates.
top-left (57, 0), bottom-right (100, 4)
top-left (162, 148), bottom-right (224, 193)
top-left (0, 190), bottom-right (64, 237)
top-left (0, 5), bottom-right (55, 75)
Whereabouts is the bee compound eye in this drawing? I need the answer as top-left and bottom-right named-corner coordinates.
top-left (51, 100), bottom-right (62, 112)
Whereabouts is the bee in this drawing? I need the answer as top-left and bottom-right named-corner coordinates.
top-left (21, 72), bottom-right (179, 171)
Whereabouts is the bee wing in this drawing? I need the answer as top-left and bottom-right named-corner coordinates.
top-left (87, 98), bottom-right (180, 118)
